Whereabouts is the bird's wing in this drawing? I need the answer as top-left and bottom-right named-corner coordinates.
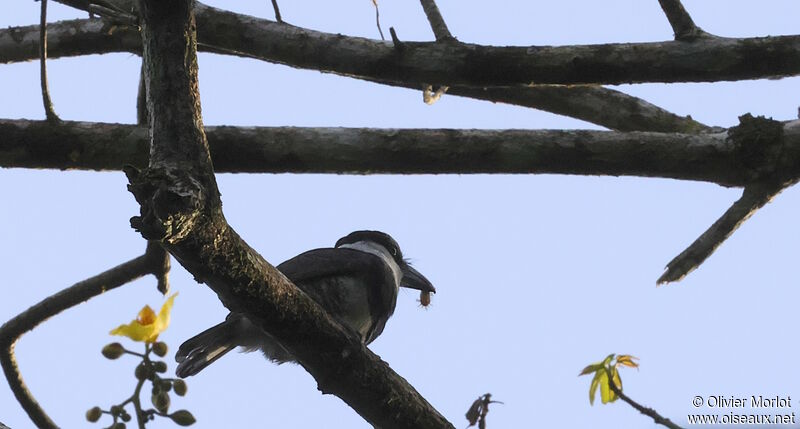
top-left (277, 248), bottom-right (397, 343)
top-left (277, 248), bottom-right (382, 284)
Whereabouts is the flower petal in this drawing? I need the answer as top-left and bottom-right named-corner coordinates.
top-left (109, 293), bottom-right (178, 343)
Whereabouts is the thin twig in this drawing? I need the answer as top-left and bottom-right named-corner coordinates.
top-left (418, 0), bottom-right (453, 41)
top-left (87, 4), bottom-right (138, 25)
top-left (39, 0), bottom-right (60, 123)
top-left (658, 182), bottom-right (783, 284)
top-left (0, 245), bottom-right (167, 428)
top-left (389, 27), bottom-right (403, 50)
top-left (270, 0), bottom-right (282, 23)
top-left (372, 0), bottom-right (385, 41)
top-left (656, 0), bottom-right (711, 41)
top-left (604, 369), bottom-right (684, 429)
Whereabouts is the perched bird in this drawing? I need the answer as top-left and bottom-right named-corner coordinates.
top-left (175, 230), bottom-right (435, 377)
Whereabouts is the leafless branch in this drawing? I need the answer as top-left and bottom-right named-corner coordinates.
top-left (188, 4), bottom-right (800, 86)
top-left (38, 0), bottom-right (60, 122)
top-left (605, 369), bottom-right (684, 429)
top-left (0, 20), bottom-right (711, 132)
top-left (443, 85), bottom-right (710, 132)
top-left (658, 182), bottom-right (784, 284)
top-left (418, 0), bottom-right (453, 41)
top-left (656, 0), bottom-right (711, 41)
top-left (131, 1), bottom-right (452, 426)
top-left (372, 0), bottom-right (385, 41)
top-left (0, 119), bottom-right (759, 185)
top-left (270, 0), bottom-right (282, 23)
top-left (0, 244), bottom-right (168, 429)
top-left (5, 4), bottom-right (800, 86)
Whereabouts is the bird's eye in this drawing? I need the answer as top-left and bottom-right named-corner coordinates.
top-left (391, 247), bottom-right (398, 256)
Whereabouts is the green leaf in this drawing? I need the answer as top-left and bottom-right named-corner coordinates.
top-left (579, 362), bottom-right (604, 376)
top-left (599, 370), bottom-right (615, 404)
top-left (611, 367), bottom-right (622, 393)
top-left (589, 371), bottom-right (603, 405)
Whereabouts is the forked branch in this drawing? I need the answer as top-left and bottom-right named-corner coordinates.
top-left (0, 245), bottom-right (169, 428)
top-left (656, 0), bottom-right (712, 41)
top-left (419, 0), bottom-right (453, 41)
top-left (130, 0), bottom-right (453, 426)
top-left (658, 183), bottom-right (784, 284)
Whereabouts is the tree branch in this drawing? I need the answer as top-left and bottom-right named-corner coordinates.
top-left (443, 85), bottom-right (710, 132)
top-left (4, 6), bottom-right (800, 86)
top-left (0, 118), bottom-right (771, 186)
top-left (658, 116), bottom-right (799, 283)
top-left (658, 182), bottom-right (784, 284)
top-left (656, 0), bottom-right (711, 41)
top-left (38, 0), bottom-right (60, 122)
top-left (0, 19), bottom-right (711, 132)
top-left (270, 0), bottom-right (282, 23)
top-left (605, 369), bottom-right (683, 429)
top-left (0, 245), bottom-right (168, 429)
top-left (130, 1), bottom-right (452, 427)
top-left (418, 0), bottom-right (453, 41)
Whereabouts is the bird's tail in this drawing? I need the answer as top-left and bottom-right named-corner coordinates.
top-left (175, 318), bottom-right (240, 378)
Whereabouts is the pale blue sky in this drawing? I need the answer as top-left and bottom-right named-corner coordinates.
top-left (2, 1), bottom-right (800, 428)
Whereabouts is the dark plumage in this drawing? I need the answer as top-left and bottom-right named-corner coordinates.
top-left (175, 231), bottom-right (435, 378)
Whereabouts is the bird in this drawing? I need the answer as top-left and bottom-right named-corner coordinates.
top-left (175, 230), bottom-right (436, 377)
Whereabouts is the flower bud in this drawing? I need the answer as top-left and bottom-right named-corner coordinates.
top-left (153, 361), bottom-right (168, 373)
top-left (152, 342), bottom-right (168, 357)
top-left (173, 379), bottom-right (188, 396)
top-left (152, 392), bottom-right (170, 413)
top-left (134, 363), bottom-right (151, 381)
top-left (101, 343), bottom-right (125, 360)
top-left (169, 410), bottom-right (196, 426)
top-left (85, 406), bottom-right (102, 422)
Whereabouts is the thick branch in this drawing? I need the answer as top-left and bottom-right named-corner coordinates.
top-left (0, 19), bottom-right (142, 63)
top-left (0, 250), bottom-right (163, 429)
top-left (132, 1), bottom-right (452, 426)
top-left (3, 4), bottom-right (800, 86)
top-left (0, 20), bottom-right (708, 132)
top-left (1, 119), bottom-right (774, 186)
top-left (198, 5), bottom-right (800, 85)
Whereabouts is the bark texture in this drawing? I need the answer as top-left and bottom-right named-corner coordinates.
top-left (6, 119), bottom-right (800, 188)
top-left (128, 0), bottom-right (454, 427)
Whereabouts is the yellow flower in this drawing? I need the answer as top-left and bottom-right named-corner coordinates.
top-left (110, 293), bottom-right (177, 343)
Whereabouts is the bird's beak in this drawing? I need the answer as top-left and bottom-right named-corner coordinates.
top-left (400, 264), bottom-right (436, 294)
